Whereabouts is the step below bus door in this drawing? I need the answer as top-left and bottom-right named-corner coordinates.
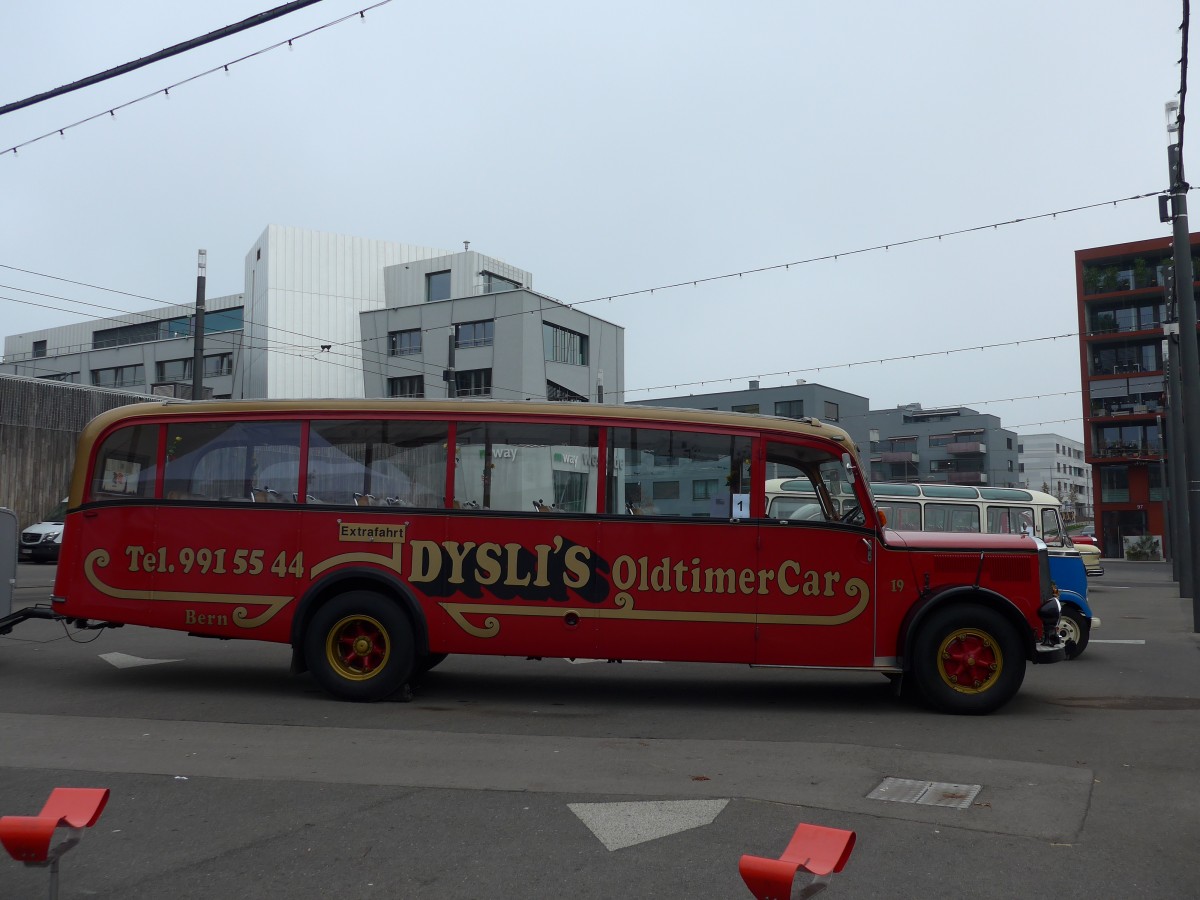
top-left (754, 522), bottom-right (876, 668)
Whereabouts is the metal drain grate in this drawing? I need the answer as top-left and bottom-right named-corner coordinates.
top-left (867, 777), bottom-right (982, 809)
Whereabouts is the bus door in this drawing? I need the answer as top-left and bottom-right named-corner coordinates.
top-left (72, 423), bottom-right (161, 621)
top-left (596, 426), bottom-right (757, 664)
top-left (157, 420), bottom-right (304, 641)
top-left (755, 444), bottom-right (876, 667)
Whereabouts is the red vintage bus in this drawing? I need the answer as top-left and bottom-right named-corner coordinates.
top-left (37, 399), bottom-right (1064, 713)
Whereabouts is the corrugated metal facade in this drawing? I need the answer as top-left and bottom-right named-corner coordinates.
top-left (246, 225), bottom-right (452, 399)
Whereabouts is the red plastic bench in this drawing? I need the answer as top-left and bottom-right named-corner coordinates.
top-left (739, 822), bottom-right (856, 899)
top-left (1, 788), bottom-right (110, 899)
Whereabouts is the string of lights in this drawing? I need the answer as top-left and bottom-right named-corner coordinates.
top-left (3, 0), bottom-right (394, 157)
top-left (343, 189), bottom-right (1175, 352)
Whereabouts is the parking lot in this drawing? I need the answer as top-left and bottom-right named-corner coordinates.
top-left (2, 559), bottom-right (1198, 898)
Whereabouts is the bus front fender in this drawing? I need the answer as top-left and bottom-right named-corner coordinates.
top-left (289, 566), bottom-right (430, 674)
top-left (898, 584), bottom-right (1039, 669)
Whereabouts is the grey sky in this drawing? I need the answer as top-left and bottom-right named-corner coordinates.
top-left (1, 1), bottom-right (1191, 439)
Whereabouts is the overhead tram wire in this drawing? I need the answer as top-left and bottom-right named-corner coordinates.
top-left (0, 291), bottom-right (532, 399)
top-left (3, 0), bottom-right (395, 156)
top-left (3, 283), bottom-right (1090, 409)
top-left (0, 0), bottom-right (328, 118)
top-left (3, 185), bottom-right (1169, 377)
top-left (0, 186), bottom-right (1173, 401)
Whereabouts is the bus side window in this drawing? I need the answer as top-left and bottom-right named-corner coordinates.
top-left (611, 428), bottom-right (751, 518)
top-left (164, 421), bottom-right (300, 502)
top-left (90, 424), bottom-right (158, 500)
top-left (308, 419), bottom-right (448, 507)
top-left (762, 440), bottom-right (854, 524)
top-left (455, 421), bottom-right (599, 513)
top-left (1041, 508), bottom-right (1065, 546)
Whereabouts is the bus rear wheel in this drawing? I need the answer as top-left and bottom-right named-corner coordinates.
top-left (305, 591), bottom-right (415, 701)
top-left (911, 604), bottom-right (1025, 715)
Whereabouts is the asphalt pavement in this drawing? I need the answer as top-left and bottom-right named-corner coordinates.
top-left (1, 560), bottom-right (1197, 899)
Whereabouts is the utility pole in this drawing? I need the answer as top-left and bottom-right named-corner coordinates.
top-left (443, 332), bottom-right (456, 398)
top-left (191, 250), bottom-right (207, 401)
top-left (1165, 100), bottom-right (1200, 630)
top-left (1163, 264), bottom-right (1188, 584)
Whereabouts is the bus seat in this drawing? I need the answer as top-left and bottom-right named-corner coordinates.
top-left (533, 500), bottom-right (556, 513)
top-left (354, 493), bottom-right (377, 506)
top-left (249, 488), bottom-right (279, 503)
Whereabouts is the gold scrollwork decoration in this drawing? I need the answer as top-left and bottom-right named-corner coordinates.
top-left (440, 579), bottom-right (871, 640)
top-left (83, 549), bottom-right (293, 630)
top-left (309, 542), bottom-right (405, 578)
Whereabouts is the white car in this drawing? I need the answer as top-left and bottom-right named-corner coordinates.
top-left (19, 498), bottom-right (67, 564)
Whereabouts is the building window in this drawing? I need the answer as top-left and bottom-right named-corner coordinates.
top-left (774, 400), bottom-right (804, 419)
top-left (91, 364), bottom-right (145, 388)
top-left (204, 307), bottom-right (244, 332)
top-left (455, 368), bottom-right (491, 397)
top-left (482, 271), bottom-right (520, 293)
top-left (1100, 466), bottom-right (1129, 503)
top-left (38, 371), bottom-right (76, 382)
top-left (543, 323), bottom-right (588, 365)
top-left (387, 376), bottom-right (424, 398)
top-left (1007, 438), bottom-right (1014, 450)
top-left (156, 358), bottom-right (190, 381)
top-left (204, 354), bottom-right (233, 377)
top-left (546, 380), bottom-right (587, 402)
top-left (455, 320), bottom-right (494, 349)
top-left (388, 329), bottom-right (422, 356)
top-left (653, 481), bottom-right (681, 501)
top-left (32, 340), bottom-right (47, 358)
top-left (693, 478), bottom-right (718, 500)
top-left (731, 403), bottom-right (760, 414)
top-left (426, 270), bottom-right (451, 302)
top-left (823, 401), bottom-right (840, 421)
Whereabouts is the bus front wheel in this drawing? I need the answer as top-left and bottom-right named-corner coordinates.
top-left (305, 591), bottom-right (415, 701)
top-left (911, 604), bottom-right (1025, 715)
top-left (1056, 607), bottom-right (1090, 659)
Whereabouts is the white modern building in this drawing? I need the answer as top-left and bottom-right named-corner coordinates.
top-left (1017, 433), bottom-right (1093, 521)
top-left (1, 226), bottom-right (623, 403)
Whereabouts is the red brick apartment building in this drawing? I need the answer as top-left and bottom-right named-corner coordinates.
top-left (1076, 234), bottom-right (1200, 559)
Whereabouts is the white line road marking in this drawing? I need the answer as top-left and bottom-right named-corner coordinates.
top-left (569, 799), bottom-right (729, 850)
top-left (1090, 640), bottom-right (1146, 645)
top-left (99, 652), bottom-right (182, 668)
top-left (565, 658), bottom-right (663, 665)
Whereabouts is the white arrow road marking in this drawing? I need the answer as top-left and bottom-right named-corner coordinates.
top-left (100, 652), bottom-right (182, 668)
top-left (1090, 639), bottom-right (1146, 645)
top-left (569, 799), bottom-right (729, 851)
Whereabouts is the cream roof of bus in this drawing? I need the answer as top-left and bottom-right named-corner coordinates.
top-left (871, 482), bottom-right (1059, 506)
top-left (70, 399), bottom-right (858, 505)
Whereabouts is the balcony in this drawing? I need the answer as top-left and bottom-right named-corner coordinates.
top-left (947, 472), bottom-right (987, 484)
top-left (876, 451), bottom-right (919, 464)
top-left (1093, 443), bottom-right (1164, 460)
top-left (945, 441), bottom-right (986, 455)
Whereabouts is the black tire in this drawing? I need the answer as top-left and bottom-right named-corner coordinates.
top-left (304, 591), bottom-right (415, 701)
top-left (910, 604), bottom-right (1026, 715)
top-left (418, 652), bottom-right (448, 674)
top-left (1056, 607), bottom-right (1091, 660)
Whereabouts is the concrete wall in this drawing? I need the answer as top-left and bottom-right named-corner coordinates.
top-left (0, 375), bottom-right (153, 528)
